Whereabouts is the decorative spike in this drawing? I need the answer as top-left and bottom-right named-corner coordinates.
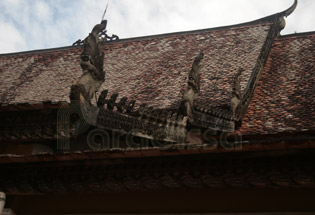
top-left (117, 97), bottom-right (128, 113)
top-left (107, 93), bottom-right (118, 110)
top-left (126, 100), bottom-right (136, 114)
top-left (97, 89), bottom-right (108, 107)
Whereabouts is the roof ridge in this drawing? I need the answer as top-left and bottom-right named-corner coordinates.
top-left (0, 8), bottom-right (294, 57)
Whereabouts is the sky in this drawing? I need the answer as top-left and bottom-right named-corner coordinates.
top-left (0, 0), bottom-right (314, 54)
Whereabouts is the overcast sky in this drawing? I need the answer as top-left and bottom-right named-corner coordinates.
top-left (0, 0), bottom-right (314, 54)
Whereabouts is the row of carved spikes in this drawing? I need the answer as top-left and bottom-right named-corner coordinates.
top-left (97, 90), bottom-right (135, 114)
top-left (97, 90), bottom-right (187, 127)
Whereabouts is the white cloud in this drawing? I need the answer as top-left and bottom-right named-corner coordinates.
top-left (0, 0), bottom-right (314, 54)
top-left (0, 19), bottom-right (27, 53)
top-left (34, 1), bottom-right (53, 23)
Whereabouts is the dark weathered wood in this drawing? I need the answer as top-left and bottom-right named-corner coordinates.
top-left (1, 149), bottom-right (315, 194)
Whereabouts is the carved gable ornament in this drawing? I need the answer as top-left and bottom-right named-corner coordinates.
top-left (59, 0), bottom-right (298, 151)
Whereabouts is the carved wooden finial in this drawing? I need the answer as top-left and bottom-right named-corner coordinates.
top-left (80, 21), bottom-right (107, 75)
top-left (70, 20), bottom-right (108, 104)
top-left (278, 0), bottom-right (298, 31)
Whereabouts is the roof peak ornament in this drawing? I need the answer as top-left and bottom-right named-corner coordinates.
top-left (281, 0), bottom-right (298, 17)
top-left (72, 1), bottom-right (118, 46)
top-left (278, 0), bottom-right (298, 32)
top-left (101, 0), bottom-right (110, 22)
top-left (70, 19), bottom-right (108, 104)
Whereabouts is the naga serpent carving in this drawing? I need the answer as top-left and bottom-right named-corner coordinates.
top-left (70, 20), bottom-right (107, 103)
top-left (68, 20), bottom-right (189, 144)
top-left (180, 52), bottom-right (204, 118)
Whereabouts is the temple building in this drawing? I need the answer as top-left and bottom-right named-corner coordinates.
top-left (0, 0), bottom-right (315, 214)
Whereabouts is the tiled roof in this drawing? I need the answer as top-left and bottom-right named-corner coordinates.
top-left (102, 23), bottom-right (272, 110)
top-left (0, 21), bottom-right (273, 111)
top-left (240, 32), bottom-right (315, 135)
top-left (0, 47), bottom-right (82, 105)
top-left (0, 12), bottom-right (313, 136)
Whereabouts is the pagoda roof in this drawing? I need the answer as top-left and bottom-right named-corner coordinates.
top-left (0, 20), bottom-right (273, 107)
top-left (0, 0), bottom-right (313, 136)
top-left (1, 1), bottom-right (315, 196)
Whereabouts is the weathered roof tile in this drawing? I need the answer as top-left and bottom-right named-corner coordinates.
top-left (1, 17), bottom-right (313, 135)
top-left (0, 22), bottom-right (272, 111)
top-left (240, 32), bottom-right (315, 135)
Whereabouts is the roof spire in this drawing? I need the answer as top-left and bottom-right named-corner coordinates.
top-left (101, 0), bottom-right (110, 22)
